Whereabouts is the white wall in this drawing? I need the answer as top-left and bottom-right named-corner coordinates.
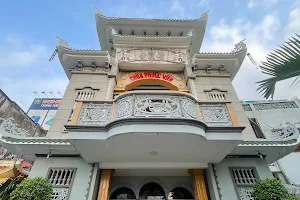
top-left (214, 158), bottom-right (273, 200)
top-left (244, 101), bottom-right (300, 138)
top-left (30, 157), bottom-right (94, 200)
top-left (279, 152), bottom-right (300, 184)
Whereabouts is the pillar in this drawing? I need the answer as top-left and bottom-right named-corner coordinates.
top-left (189, 169), bottom-right (209, 200)
top-left (97, 169), bottom-right (114, 200)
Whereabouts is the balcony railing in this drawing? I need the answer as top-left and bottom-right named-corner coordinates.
top-left (68, 91), bottom-right (238, 127)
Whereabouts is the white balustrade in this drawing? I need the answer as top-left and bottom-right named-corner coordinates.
top-left (77, 90), bottom-right (96, 100)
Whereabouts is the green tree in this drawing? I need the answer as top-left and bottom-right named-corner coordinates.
top-left (257, 34), bottom-right (300, 99)
top-left (9, 177), bottom-right (52, 200)
top-left (252, 178), bottom-right (300, 200)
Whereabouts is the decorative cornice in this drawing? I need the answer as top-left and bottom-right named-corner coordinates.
top-left (1, 136), bottom-right (70, 145)
top-left (96, 10), bottom-right (208, 22)
top-left (110, 27), bottom-right (194, 39)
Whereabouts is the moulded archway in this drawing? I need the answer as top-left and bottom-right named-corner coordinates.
top-left (139, 182), bottom-right (166, 199)
top-left (110, 187), bottom-right (137, 199)
top-left (125, 79), bottom-right (179, 91)
top-left (168, 187), bottom-right (194, 199)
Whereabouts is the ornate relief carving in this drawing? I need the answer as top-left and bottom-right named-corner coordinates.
top-left (78, 103), bottom-right (111, 125)
top-left (0, 118), bottom-right (30, 136)
top-left (180, 96), bottom-right (198, 119)
top-left (237, 188), bottom-right (254, 200)
top-left (116, 48), bottom-right (187, 64)
top-left (51, 188), bottom-right (69, 200)
top-left (199, 104), bottom-right (232, 126)
top-left (253, 102), bottom-right (298, 110)
top-left (134, 95), bottom-right (181, 117)
top-left (271, 122), bottom-right (300, 139)
top-left (115, 95), bottom-right (134, 119)
top-left (115, 94), bottom-right (198, 119)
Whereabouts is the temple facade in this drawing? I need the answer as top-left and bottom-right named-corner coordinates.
top-left (1, 11), bottom-right (300, 200)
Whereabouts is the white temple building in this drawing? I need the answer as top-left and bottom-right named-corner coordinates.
top-left (1, 10), bottom-right (300, 200)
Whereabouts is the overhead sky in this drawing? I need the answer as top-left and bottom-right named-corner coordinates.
top-left (0, 0), bottom-right (299, 111)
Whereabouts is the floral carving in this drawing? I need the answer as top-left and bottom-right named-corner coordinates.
top-left (117, 48), bottom-right (187, 64)
top-left (199, 104), bottom-right (232, 126)
top-left (115, 96), bottom-right (133, 119)
top-left (134, 96), bottom-right (180, 116)
top-left (78, 103), bottom-right (111, 125)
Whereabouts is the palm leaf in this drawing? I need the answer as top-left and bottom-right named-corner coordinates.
top-left (257, 34), bottom-right (300, 99)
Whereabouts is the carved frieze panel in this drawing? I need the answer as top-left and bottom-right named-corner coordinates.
top-left (115, 94), bottom-right (198, 120)
top-left (116, 48), bottom-right (187, 64)
top-left (199, 104), bottom-right (232, 126)
top-left (78, 103), bottom-right (112, 126)
top-left (253, 102), bottom-right (298, 110)
top-left (242, 104), bottom-right (252, 111)
top-left (134, 95), bottom-right (181, 117)
top-left (270, 122), bottom-right (299, 139)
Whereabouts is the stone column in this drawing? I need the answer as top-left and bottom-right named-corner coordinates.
top-left (189, 169), bottom-right (209, 200)
top-left (97, 169), bottom-right (114, 200)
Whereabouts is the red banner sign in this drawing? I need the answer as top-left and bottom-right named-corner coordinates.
top-left (129, 72), bottom-right (174, 82)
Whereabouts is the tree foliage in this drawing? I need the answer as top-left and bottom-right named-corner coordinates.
top-left (9, 177), bottom-right (52, 200)
top-left (257, 34), bottom-right (300, 99)
top-left (252, 178), bottom-right (300, 200)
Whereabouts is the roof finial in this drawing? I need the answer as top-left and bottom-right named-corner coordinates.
top-left (201, 10), bottom-right (210, 19)
top-left (232, 38), bottom-right (247, 53)
top-left (56, 36), bottom-right (69, 48)
top-left (94, 6), bottom-right (103, 15)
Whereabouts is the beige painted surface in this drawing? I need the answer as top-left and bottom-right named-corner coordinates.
top-left (47, 73), bottom-right (110, 137)
top-left (194, 76), bottom-right (256, 139)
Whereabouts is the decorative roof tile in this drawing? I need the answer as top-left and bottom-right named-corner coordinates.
top-left (96, 9), bottom-right (208, 22)
top-left (56, 37), bottom-right (106, 53)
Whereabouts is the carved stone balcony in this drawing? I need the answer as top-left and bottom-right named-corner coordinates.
top-left (69, 91), bottom-right (237, 127)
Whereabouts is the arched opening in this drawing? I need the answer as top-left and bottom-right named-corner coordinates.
top-left (125, 79), bottom-right (179, 91)
top-left (110, 187), bottom-right (136, 199)
top-left (139, 182), bottom-right (166, 199)
top-left (168, 187), bottom-right (194, 199)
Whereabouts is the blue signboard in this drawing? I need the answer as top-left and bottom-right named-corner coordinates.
top-left (29, 98), bottom-right (61, 110)
top-left (27, 98), bottom-right (61, 130)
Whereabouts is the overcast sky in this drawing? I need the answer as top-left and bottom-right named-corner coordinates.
top-left (0, 0), bottom-right (299, 111)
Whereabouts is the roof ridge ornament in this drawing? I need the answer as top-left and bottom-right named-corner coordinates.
top-left (94, 6), bottom-right (103, 15)
top-left (56, 36), bottom-right (69, 49)
top-left (231, 39), bottom-right (247, 53)
top-left (200, 10), bottom-right (210, 19)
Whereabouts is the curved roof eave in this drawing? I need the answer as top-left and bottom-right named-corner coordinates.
top-left (95, 10), bottom-right (208, 53)
top-left (55, 38), bottom-right (110, 79)
top-left (95, 9), bottom-right (208, 22)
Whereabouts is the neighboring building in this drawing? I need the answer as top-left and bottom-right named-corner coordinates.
top-left (1, 11), bottom-right (300, 200)
top-left (243, 100), bottom-right (300, 189)
top-left (0, 89), bottom-right (46, 137)
top-left (27, 98), bottom-right (61, 130)
top-left (0, 89), bottom-right (46, 183)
